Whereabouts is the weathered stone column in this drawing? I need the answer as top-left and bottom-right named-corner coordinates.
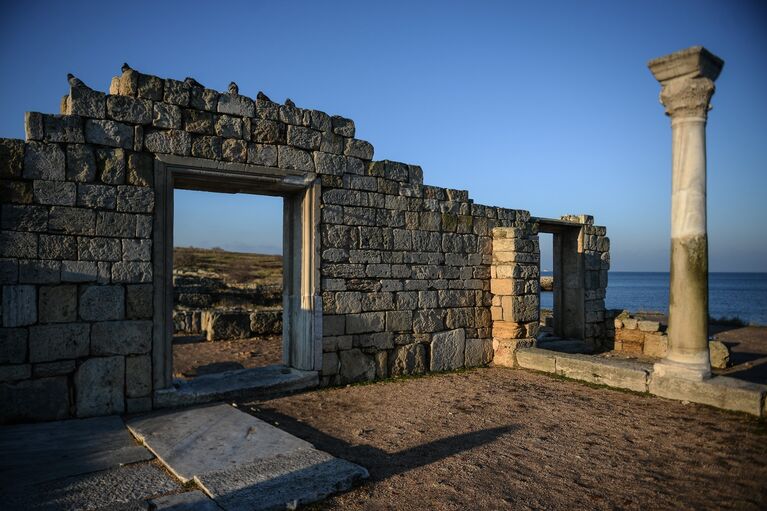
top-left (649, 46), bottom-right (723, 380)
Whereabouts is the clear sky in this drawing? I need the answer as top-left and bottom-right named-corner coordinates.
top-left (1, 1), bottom-right (765, 270)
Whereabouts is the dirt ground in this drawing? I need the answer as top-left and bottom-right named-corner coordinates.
top-left (241, 367), bottom-right (767, 511)
top-left (172, 335), bottom-right (282, 378)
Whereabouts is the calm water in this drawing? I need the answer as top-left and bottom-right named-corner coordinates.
top-left (540, 272), bottom-right (767, 325)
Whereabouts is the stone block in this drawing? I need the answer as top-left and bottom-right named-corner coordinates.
top-left (465, 338), bottom-right (493, 367)
top-left (25, 111), bottom-right (43, 140)
top-left (67, 86), bottom-right (105, 118)
top-left (389, 343), bottom-right (427, 377)
top-left (345, 312), bottom-right (385, 334)
top-left (1, 204), bottom-right (48, 231)
top-left (430, 328), bottom-right (465, 371)
top-left (385, 310), bottom-right (412, 332)
top-left (23, 141), bottom-right (65, 180)
top-left (0, 376), bottom-right (70, 422)
top-left (61, 260), bottom-right (98, 282)
top-left (122, 239), bottom-right (152, 261)
top-left (182, 109), bottom-right (214, 134)
top-left (213, 115), bottom-right (242, 138)
top-left (91, 320), bottom-right (152, 355)
top-left (126, 396), bottom-right (152, 414)
top-left (0, 258), bottom-right (18, 284)
top-left (0, 363), bottom-right (31, 382)
top-left (222, 139), bottom-right (247, 163)
top-left (492, 320), bottom-right (527, 340)
top-left (278, 146), bottom-right (314, 172)
top-left (66, 144), bottom-right (97, 182)
top-left (413, 309), bottom-right (444, 333)
top-left (138, 74), bottom-right (164, 101)
top-left (0, 328), bottom-right (27, 364)
top-left (190, 87), bottom-right (219, 111)
top-left (344, 139), bottom-right (374, 160)
top-left (18, 259), bottom-right (60, 284)
top-left (512, 348), bottom-right (557, 373)
top-left (126, 354), bottom-right (151, 398)
top-left (321, 131), bottom-right (344, 154)
top-left (40, 114), bottom-right (84, 143)
top-left (709, 340), bottom-right (730, 369)
top-left (338, 349), bottom-right (375, 384)
top-left (287, 125), bottom-right (321, 151)
top-left (111, 261), bottom-right (152, 283)
top-left (107, 96), bottom-right (152, 124)
top-left (163, 79), bottom-right (190, 106)
top-left (622, 318), bottom-right (638, 329)
top-left (331, 116), bottom-right (355, 137)
top-left (78, 236), bottom-right (121, 261)
top-left (356, 332), bottom-right (393, 350)
top-left (136, 215), bottom-right (152, 238)
top-left (217, 93), bottom-right (255, 117)
top-left (85, 119), bottom-right (133, 148)
top-left (192, 135), bottom-right (223, 160)
top-left (127, 151), bottom-right (153, 187)
top-left (555, 353), bottom-right (650, 392)
top-left (322, 352), bottom-right (339, 375)
top-left (2, 285), bottom-right (36, 327)
top-left (77, 183), bottom-right (116, 209)
top-left (649, 374), bottom-right (766, 417)
top-left (0, 138), bottom-right (25, 177)
top-left (207, 312), bottom-right (251, 341)
top-left (279, 103), bottom-right (303, 125)
top-left (38, 285), bottom-right (77, 323)
top-left (642, 333), bottom-right (668, 358)
top-left (246, 143), bottom-right (277, 166)
top-left (0, 180), bottom-right (33, 205)
top-left (116, 185), bottom-right (154, 213)
top-left (32, 360), bottom-right (76, 377)
top-left (638, 320), bottom-right (660, 332)
top-left (153, 102), bottom-right (182, 129)
top-left (252, 119), bottom-right (286, 144)
top-left (144, 129), bottom-right (191, 156)
top-left (79, 285), bottom-right (124, 321)
top-left (74, 356), bottom-right (125, 417)
top-left (95, 147), bottom-right (126, 184)
top-left (249, 310), bottom-right (282, 336)
top-left (96, 211), bottom-right (135, 237)
top-left (29, 323), bottom-right (89, 362)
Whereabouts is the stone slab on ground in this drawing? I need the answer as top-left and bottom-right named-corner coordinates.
top-left (536, 339), bottom-right (591, 354)
top-left (514, 347), bottom-right (557, 372)
top-left (0, 461), bottom-right (180, 511)
top-left (154, 365), bottom-right (318, 408)
top-left (555, 353), bottom-right (651, 393)
top-left (0, 415), bottom-right (153, 489)
top-left (127, 403), bottom-right (368, 510)
top-left (649, 374), bottom-right (767, 417)
top-left (147, 490), bottom-right (222, 511)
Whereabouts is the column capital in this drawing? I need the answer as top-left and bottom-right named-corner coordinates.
top-left (648, 46), bottom-right (724, 119)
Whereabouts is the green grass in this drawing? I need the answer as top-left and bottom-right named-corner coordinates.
top-left (173, 246), bottom-right (282, 285)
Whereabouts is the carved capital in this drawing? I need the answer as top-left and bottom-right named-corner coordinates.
top-left (659, 77), bottom-right (715, 119)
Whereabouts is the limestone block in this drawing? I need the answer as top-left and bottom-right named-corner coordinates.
top-left (344, 139), bottom-right (374, 160)
top-left (638, 320), bottom-right (660, 332)
top-left (96, 211), bottom-right (135, 237)
top-left (709, 340), bottom-right (730, 369)
top-left (95, 147), bottom-right (126, 184)
top-left (111, 261), bottom-right (152, 283)
top-left (25, 112), bottom-right (44, 140)
top-left (116, 185), bottom-right (154, 213)
top-left (127, 152), bottom-right (153, 187)
top-left (153, 102), bottom-right (182, 129)
top-left (492, 320), bottom-right (527, 340)
top-left (213, 115), bottom-right (242, 139)
top-left (303, 109), bottom-right (331, 132)
top-left (137, 74), bottom-right (164, 101)
top-left (513, 346), bottom-right (555, 371)
top-left (190, 87), bottom-right (218, 111)
top-left (413, 309), bottom-right (444, 334)
top-left (2, 285), bottom-right (36, 327)
top-left (67, 86), bottom-right (105, 118)
top-left (649, 374), bottom-right (766, 417)
top-left (0, 328), bottom-right (27, 364)
top-left (389, 343), bottom-right (427, 377)
top-left (252, 119), bottom-right (286, 145)
top-left (345, 312), bottom-right (385, 334)
top-left (192, 135), bottom-right (223, 160)
top-left (126, 354), bottom-right (151, 398)
top-left (39, 285), bottom-right (77, 323)
top-left (29, 323), bottom-right (89, 362)
top-left (135, 215), bottom-right (152, 238)
top-left (1, 204), bottom-right (48, 232)
top-left (32, 360), bottom-right (76, 377)
top-left (106, 96), bottom-right (152, 124)
top-left (321, 131), bottom-right (344, 155)
top-left (76, 183), bottom-right (116, 209)
top-left (249, 310), bottom-right (282, 336)
top-left (556, 354), bottom-right (651, 392)
top-left (144, 129), bottom-right (191, 156)
top-left (91, 320), bottom-right (151, 355)
top-left (465, 338), bottom-right (493, 367)
top-left (0, 363), bottom-right (31, 382)
top-left (385, 310), bottom-right (412, 332)
top-left (122, 239), bottom-right (151, 262)
top-left (182, 109), bottom-right (214, 134)
top-left (0, 180), bottom-right (33, 205)
top-left (0, 376), bottom-right (70, 422)
top-left (430, 328), bottom-right (465, 371)
top-left (75, 356), bottom-right (125, 417)
top-left (61, 260), bottom-right (98, 282)
top-left (85, 119), bottom-right (133, 149)
top-left (207, 312), bottom-right (251, 341)
top-left (642, 333), bottom-right (668, 358)
top-left (246, 143), bottom-right (277, 167)
top-left (329, 115), bottom-right (355, 137)
top-left (79, 285), bottom-right (124, 321)
top-left (0, 138), bottom-right (25, 177)
top-left (0, 258), bottom-right (18, 284)
top-left (163, 79), bottom-right (190, 106)
top-left (279, 103), bottom-right (303, 125)
top-left (287, 125), bottom-right (321, 151)
top-left (23, 141), bottom-right (65, 180)
top-left (338, 348), bottom-right (375, 384)
top-left (278, 146), bottom-right (314, 172)
top-left (64, 144), bottom-right (95, 182)
top-left (40, 114), bottom-right (84, 144)
top-left (217, 93), bottom-right (255, 117)
top-left (18, 259), bottom-right (60, 284)
top-left (222, 139), bottom-right (247, 163)
top-left (356, 332), bottom-right (393, 350)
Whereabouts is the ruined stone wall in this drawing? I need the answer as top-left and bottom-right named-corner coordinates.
top-left (0, 65), bottom-right (605, 423)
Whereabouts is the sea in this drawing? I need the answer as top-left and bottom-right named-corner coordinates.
top-left (540, 272), bottom-right (767, 326)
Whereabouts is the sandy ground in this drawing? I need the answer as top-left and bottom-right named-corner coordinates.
top-left (172, 335), bottom-right (282, 378)
top-left (241, 367), bottom-right (767, 511)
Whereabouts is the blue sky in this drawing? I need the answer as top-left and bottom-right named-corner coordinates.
top-left (1, 1), bottom-right (765, 270)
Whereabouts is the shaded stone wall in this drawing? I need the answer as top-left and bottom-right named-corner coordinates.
top-left (0, 64), bottom-right (605, 423)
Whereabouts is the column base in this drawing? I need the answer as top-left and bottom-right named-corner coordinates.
top-left (653, 358), bottom-right (711, 381)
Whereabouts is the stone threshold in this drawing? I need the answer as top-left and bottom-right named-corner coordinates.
top-left (154, 365), bottom-right (318, 409)
top-left (514, 348), bottom-right (767, 417)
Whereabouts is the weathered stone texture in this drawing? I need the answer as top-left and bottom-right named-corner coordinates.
top-left (75, 356), bottom-right (125, 417)
top-left (29, 323), bottom-right (89, 362)
top-left (24, 142), bottom-right (65, 180)
top-left (91, 320), bottom-right (151, 355)
top-left (39, 285), bottom-right (77, 323)
top-left (85, 119), bottom-right (133, 149)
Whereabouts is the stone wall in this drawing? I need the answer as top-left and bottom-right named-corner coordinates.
top-left (0, 64), bottom-right (608, 423)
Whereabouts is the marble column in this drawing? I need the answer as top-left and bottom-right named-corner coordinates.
top-left (649, 46), bottom-right (723, 380)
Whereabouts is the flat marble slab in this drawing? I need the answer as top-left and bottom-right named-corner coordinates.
top-left (126, 403), bottom-right (368, 510)
top-left (0, 415), bottom-right (153, 489)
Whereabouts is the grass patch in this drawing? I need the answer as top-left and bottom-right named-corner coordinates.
top-left (174, 246), bottom-right (282, 285)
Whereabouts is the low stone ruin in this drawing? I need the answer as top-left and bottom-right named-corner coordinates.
top-left (174, 308), bottom-right (282, 341)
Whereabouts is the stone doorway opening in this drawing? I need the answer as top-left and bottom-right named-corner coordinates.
top-left (171, 190), bottom-right (284, 380)
top-left (536, 219), bottom-right (587, 352)
top-left (152, 156), bottom-right (321, 405)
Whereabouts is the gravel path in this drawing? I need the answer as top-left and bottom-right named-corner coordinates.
top-left (242, 367), bottom-right (767, 510)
